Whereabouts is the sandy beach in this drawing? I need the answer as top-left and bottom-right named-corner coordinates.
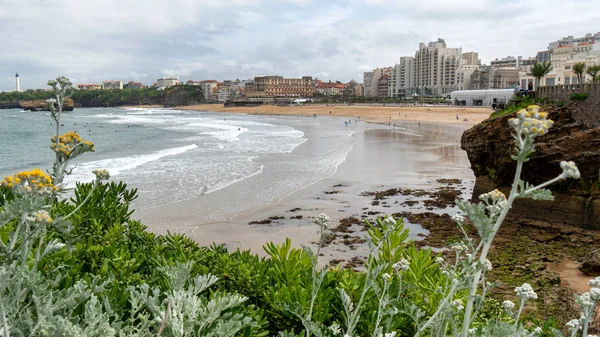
top-left (175, 103), bottom-right (492, 126)
top-left (136, 109), bottom-right (477, 264)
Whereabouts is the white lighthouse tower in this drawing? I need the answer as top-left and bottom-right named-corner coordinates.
top-left (15, 73), bottom-right (20, 92)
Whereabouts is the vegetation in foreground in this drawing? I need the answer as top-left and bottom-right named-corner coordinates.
top-left (0, 77), bottom-right (599, 336)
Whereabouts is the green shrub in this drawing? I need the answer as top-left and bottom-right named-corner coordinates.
top-left (570, 92), bottom-right (589, 101)
top-left (556, 100), bottom-right (565, 107)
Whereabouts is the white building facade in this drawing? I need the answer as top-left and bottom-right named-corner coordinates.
top-left (157, 77), bottom-right (180, 90)
top-left (412, 38), bottom-right (462, 96)
top-left (389, 57), bottom-right (414, 97)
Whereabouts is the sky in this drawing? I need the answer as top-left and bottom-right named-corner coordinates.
top-left (0, 0), bottom-right (598, 91)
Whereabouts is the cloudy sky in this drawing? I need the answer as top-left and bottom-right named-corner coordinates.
top-left (0, 0), bottom-right (597, 91)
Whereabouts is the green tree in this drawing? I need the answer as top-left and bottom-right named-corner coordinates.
top-left (586, 65), bottom-right (600, 83)
top-left (573, 62), bottom-right (586, 84)
top-left (528, 61), bottom-right (553, 88)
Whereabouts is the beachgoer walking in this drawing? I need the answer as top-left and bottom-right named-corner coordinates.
top-left (345, 121), bottom-right (348, 128)
top-left (456, 115), bottom-right (459, 120)
top-left (388, 122), bottom-right (391, 126)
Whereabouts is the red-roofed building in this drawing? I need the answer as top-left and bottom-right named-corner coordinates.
top-left (124, 81), bottom-right (144, 89)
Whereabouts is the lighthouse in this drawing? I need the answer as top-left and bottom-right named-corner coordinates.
top-left (15, 73), bottom-right (20, 92)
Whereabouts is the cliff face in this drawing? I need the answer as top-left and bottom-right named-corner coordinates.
top-left (461, 99), bottom-right (600, 230)
top-left (20, 98), bottom-right (75, 111)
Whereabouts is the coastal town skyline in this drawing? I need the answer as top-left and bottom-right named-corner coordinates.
top-left (1, 0), bottom-right (598, 92)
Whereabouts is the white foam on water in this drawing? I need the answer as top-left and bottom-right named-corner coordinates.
top-left (108, 114), bottom-right (176, 126)
top-left (204, 156), bottom-right (263, 194)
top-left (64, 144), bottom-right (198, 185)
top-left (85, 113), bottom-right (119, 119)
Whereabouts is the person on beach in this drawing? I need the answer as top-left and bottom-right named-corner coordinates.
top-left (388, 122), bottom-right (391, 126)
top-left (344, 121), bottom-right (348, 128)
top-left (456, 114), bottom-right (459, 120)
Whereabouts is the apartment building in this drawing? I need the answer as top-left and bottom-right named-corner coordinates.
top-left (377, 76), bottom-right (390, 97)
top-left (246, 75), bottom-right (314, 98)
top-left (157, 77), bottom-right (180, 89)
top-left (520, 38), bottom-right (600, 88)
top-left (363, 67), bottom-right (392, 97)
top-left (548, 32), bottom-right (600, 49)
top-left (201, 80), bottom-right (218, 101)
top-left (471, 67), bottom-right (519, 90)
top-left (389, 57), bottom-right (414, 97)
top-left (102, 80), bottom-right (123, 90)
top-left (412, 38), bottom-right (462, 96)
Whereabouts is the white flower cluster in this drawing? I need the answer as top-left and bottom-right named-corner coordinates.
top-left (392, 258), bottom-right (410, 271)
top-left (590, 276), bottom-right (600, 288)
top-left (559, 161), bottom-right (580, 179)
top-left (532, 327), bottom-right (542, 334)
top-left (384, 332), bottom-right (397, 337)
top-left (479, 189), bottom-right (507, 213)
top-left (382, 273), bottom-right (392, 282)
top-left (508, 105), bottom-right (554, 137)
top-left (314, 213), bottom-right (330, 229)
top-left (451, 299), bottom-right (464, 311)
top-left (92, 169), bottom-right (110, 181)
top-left (576, 292), bottom-right (596, 309)
top-left (435, 257), bottom-right (444, 264)
top-left (329, 323), bottom-right (341, 335)
top-left (450, 242), bottom-right (469, 254)
top-left (502, 300), bottom-right (515, 312)
top-left (565, 318), bottom-right (581, 331)
top-left (26, 210), bottom-right (53, 224)
top-left (451, 214), bottom-right (465, 223)
top-left (382, 216), bottom-right (396, 226)
top-left (483, 259), bottom-right (493, 272)
top-left (514, 283), bottom-right (538, 300)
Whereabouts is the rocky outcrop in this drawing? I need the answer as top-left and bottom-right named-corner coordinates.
top-left (461, 99), bottom-right (600, 230)
top-left (17, 98), bottom-right (74, 111)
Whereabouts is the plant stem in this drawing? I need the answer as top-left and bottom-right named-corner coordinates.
top-left (0, 302), bottom-right (9, 337)
top-left (373, 280), bottom-right (389, 335)
top-left (414, 282), bottom-right (459, 337)
top-left (306, 225), bottom-right (324, 337)
top-left (523, 175), bottom-right (562, 195)
top-left (8, 216), bottom-right (25, 251)
top-left (460, 160), bottom-right (524, 337)
top-left (63, 181), bottom-right (97, 220)
top-left (513, 298), bottom-right (526, 328)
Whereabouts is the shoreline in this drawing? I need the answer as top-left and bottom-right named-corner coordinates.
top-left (136, 115), bottom-right (474, 261)
top-left (173, 103), bottom-right (492, 126)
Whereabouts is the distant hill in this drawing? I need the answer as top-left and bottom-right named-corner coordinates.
top-left (0, 85), bottom-right (205, 109)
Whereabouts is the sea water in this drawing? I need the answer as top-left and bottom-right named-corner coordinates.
top-left (0, 107), bottom-right (354, 210)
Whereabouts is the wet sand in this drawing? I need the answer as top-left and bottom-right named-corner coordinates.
top-left (177, 104), bottom-right (491, 126)
top-left (137, 116), bottom-right (474, 262)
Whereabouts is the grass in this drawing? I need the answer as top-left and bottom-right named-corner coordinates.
top-left (488, 96), bottom-right (535, 119)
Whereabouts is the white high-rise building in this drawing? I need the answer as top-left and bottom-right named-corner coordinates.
top-left (15, 73), bottom-right (20, 92)
top-left (412, 38), bottom-right (462, 96)
top-left (389, 57), bottom-right (414, 97)
top-left (363, 68), bottom-right (382, 97)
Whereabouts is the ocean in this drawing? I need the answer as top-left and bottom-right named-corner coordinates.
top-left (0, 107), bottom-right (354, 211)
